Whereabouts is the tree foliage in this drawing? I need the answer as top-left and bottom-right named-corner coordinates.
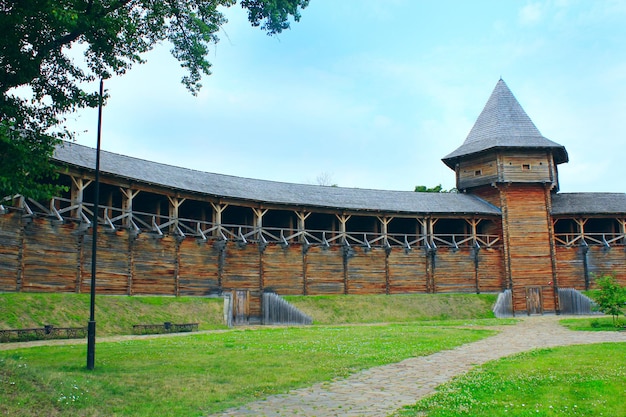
top-left (593, 274), bottom-right (625, 326)
top-left (414, 184), bottom-right (457, 193)
top-left (0, 0), bottom-right (309, 199)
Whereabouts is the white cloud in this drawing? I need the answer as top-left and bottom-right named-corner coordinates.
top-left (519, 2), bottom-right (544, 25)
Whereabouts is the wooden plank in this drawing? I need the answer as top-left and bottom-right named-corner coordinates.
top-left (346, 247), bottom-right (387, 294)
top-left (177, 238), bottom-right (221, 296)
top-left (21, 218), bottom-right (78, 292)
top-left (222, 243), bottom-right (260, 291)
top-left (476, 247), bottom-right (505, 292)
top-left (81, 228), bottom-right (131, 294)
top-left (305, 246), bottom-right (344, 295)
top-left (262, 243), bottom-right (304, 295)
top-left (433, 248), bottom-right (476, 293)
top-left (555, 246), bottom-right (585, 289)
top-left (387, 249), bottom-right (428, 293)
top-left (587, 246), bottom-right (626, 287)
top-left (130, 234), bottom-right (177, 295)
top-left (0, 212), bottom-right (21, 291)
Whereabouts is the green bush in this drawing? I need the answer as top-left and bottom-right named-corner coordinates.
top-left (592, 274), bottom-right (626, 326)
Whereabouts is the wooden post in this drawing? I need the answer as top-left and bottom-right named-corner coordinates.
top-left (252, 207), bottom-right (268, 242)
top-left (71, 177), bottom-right (92, 220)
top-left (467, 218), bottom-right (481, 293)
top-left (378, 216), bottom-right (391, 239)
top-left (120, 188), bottom-right (140, 229)
top-left (336, 214), bottom-right (350, 238)
top-left (211, 202), bottom-right (228, 238)
top-left (168, 196), bottom-right (185, 234)
top-left (295, 211), bottom-right (311, 295)
top-left (378, 216), bottom-right (392, 294)
top-left (576, 218), bottom-right (590, 290)
top-left (296, 211), bottom-right (311, 243)
top-left (426, 217), bottom-right (436, 293)
top-left (336, 214), bottom-right (351, 294)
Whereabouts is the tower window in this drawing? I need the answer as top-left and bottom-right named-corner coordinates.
top-left (474, 169), bottom-right (482, 176)
top-left (522, 164), bottom-right (531, 170)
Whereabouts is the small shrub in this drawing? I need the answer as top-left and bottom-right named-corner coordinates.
top-left (593, 274), bottom-right (626, 326)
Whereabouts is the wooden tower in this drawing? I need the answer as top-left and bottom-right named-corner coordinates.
top-left (443, 79), bottom-right (569, 314)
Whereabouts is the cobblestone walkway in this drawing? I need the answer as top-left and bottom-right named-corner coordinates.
top-left (212, 316), bottom-right (626, 417)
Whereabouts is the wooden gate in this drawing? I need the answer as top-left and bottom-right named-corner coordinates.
top-left (526, 286), bottom-right (543, 315)
top-left (233, 290), bottom-right (249, 325)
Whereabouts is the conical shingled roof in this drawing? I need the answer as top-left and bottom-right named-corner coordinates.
top-left (442, 79), bottom-right (568, 169)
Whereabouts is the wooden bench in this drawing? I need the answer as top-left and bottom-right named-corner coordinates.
top-left (0, 325), bottom-right (88, 343)
top-left (132, 322), bottom-right (199, 335)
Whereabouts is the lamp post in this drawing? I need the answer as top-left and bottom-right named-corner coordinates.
top-left (87, 78), bottom-right (104, 370)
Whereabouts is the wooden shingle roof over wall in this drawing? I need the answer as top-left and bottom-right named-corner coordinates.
top-left (551, 193), bottom-right (626, 215)
top-left (53, 142), bottom-right (501, 216)
top-left (442, 79), bottom-right (568, 169)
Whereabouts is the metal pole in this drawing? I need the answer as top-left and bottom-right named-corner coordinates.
top-left (87, 78), bottom-right (104, 370)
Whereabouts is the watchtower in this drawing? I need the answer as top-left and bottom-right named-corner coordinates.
top-left (443, 79), bottom-right (569, 314)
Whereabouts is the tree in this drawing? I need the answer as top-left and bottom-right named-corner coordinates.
top-left (0, 0), bottom-right (309, 199)
top-left (594, 274), bottom-right (626, 326)
top-left (414, 184), bottom-right (458, 193)
top-left (315, 172), bottom-right (337, 187)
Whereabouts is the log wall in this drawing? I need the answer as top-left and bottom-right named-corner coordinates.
top-left (346, 247), bottom-right (387, 295)
top-left (305, 246), bottom-right (345, 295)
top-left (178, 239), bottom-right (221, 296)
top-left (433, 248), bottom-right (477, 293)
top-left (1, 211), bottom-right (624, 318)
top-left (387, 249), bottom-right (428, 293)
top-left (81, 230), bottom-right (131, 294)
top-left (262, 244), bottom-right (304, 295)
top-left (22, 218), bottom-right (78, 292)
top-left (0, 213), bottom-right (21, 291)
top-left (556, 245), bottom-right (626, 289)
top-left (555, 246), bottom-right (586, 289)
top-left (587, 246), bottom-right (626, 286)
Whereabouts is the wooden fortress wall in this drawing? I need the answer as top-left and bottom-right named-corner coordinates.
top-left (1, 212), bottom-right (506, 313)
top-left (2, 211), bottom-right (625, 316)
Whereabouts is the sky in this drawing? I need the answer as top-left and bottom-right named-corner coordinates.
top-left (69, 0), bottom-right (626, 193)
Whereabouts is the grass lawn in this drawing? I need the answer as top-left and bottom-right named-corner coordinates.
top-left (394, 343), bottom-right (626, 417)
top-left (0, 323), bottom-right (496, 417)
top-left (560, 316), bottom-right (626, 331)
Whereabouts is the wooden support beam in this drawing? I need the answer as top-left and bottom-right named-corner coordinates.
top-left (211, 203), bottom-right (228, 238)
top-left (168, 197), bottom-right (186, 236)
top-left (252, 208), bottom-right (268, 242)
top-left (336, 214), bottom-right (351, 236)
top-left (574, 218), bottom-right (587, 237)
top-left (377, 216), bottom-right (392, 238)
top-left (466, 218), bottom-right (481, 246)
top-left (71, 177), bottom-right (92, 220)
top-left (295, 211), bottom-right (311, 243)
top-left (120, 188), bottom-right (140, 229)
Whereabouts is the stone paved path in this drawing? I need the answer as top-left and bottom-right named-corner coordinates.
top-left (212, 316), bottom-right (626, 417)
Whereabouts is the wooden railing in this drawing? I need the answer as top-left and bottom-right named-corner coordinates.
top-left (0, 325), bottom-right (87, 343)
top-left (3, 196), bottom-right (502, 249)
top-left (554, 233), bottom-right (626, 247)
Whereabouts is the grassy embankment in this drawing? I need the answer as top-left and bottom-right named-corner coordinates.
top-left (0, 292), bottom-right (500, 334)
top-left (0, 293), bottom-right (226, 335)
